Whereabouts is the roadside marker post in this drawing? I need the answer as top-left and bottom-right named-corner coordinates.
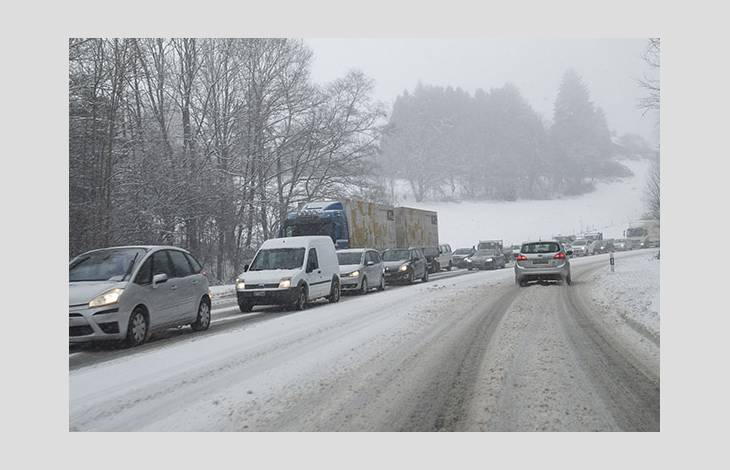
top-left (609, 251), bottom-right (615, 273)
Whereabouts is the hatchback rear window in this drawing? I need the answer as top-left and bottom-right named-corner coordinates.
top-left (521, 242), bottom-right (560, 254)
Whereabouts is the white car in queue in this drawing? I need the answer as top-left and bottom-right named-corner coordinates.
top-left (236, 236), bottom-right (341, 312)
top-left (336, 248), bottom-right (386, 294)
top-left (69, 246), bottom-right (212, 347)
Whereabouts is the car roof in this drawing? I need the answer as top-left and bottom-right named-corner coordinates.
top-left (337, 248), bottom-right (366, 253)
top-left (261, 236), bottom-right (332, 249)
top-left (78, 245), bottom-right (189, 255)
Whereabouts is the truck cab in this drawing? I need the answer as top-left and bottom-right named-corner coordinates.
top-left (280, 201), bottom-right (350, 249)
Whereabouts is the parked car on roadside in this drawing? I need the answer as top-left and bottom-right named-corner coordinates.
top-left (235, 236), bottom-right (341, 312)
top-left (514, 241), bottom-right (572, 287)
top-left (337, 248), bottom-right (385, 294)
top-left (69, 246), bottom-right (211, 347)
top-left (467, 247), bottom-right (506, 270)
top-left (452, 247), bottom-right (476, 268)
top-left (382, 247), bottom-right (429, 284)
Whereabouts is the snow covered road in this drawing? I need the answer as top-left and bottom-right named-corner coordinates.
top-left (69, 251), bottom-right (659, 431)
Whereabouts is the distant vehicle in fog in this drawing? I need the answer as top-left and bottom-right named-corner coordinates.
top-left (436, 244), bottom-right (454, 270)
top-left (452, 247), bottom-right (476, 268)
top-left (69, 246), bottom-right (211, 347)
top-left (582, 232), bottom-right (603, 242)
top-left (467, 245), bottom-right (507, 270)
top-left (613, 239), bottom-right (630, 251)
top-left (514, 241), bottom-right (572, 287)
top-left (590, 239), bottom-right (615, 254)
top-left (418, 245), bottom-right (441, 273)
top-left (569, 239), bottom-right (590, 256)
top-left (625, 219), bottom-right (660, 249)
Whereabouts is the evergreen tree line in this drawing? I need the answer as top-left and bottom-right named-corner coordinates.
top-left (69, 38), bottom-right (384, 282)
top-left (379, 69), bottom-right (639, 202)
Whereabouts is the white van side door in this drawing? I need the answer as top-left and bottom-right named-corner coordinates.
top-left (305, 247), bottom-right (326, 298)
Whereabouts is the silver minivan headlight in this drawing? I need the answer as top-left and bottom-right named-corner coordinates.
top-left (235, 278), bottom-right (246, 291)
top-left (89, 288), bottom-right (124, 308)
top-left (279, 278), bottom-right (292, 289)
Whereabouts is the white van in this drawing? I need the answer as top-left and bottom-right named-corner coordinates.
top-left (235, 236), bottom-right (341, 312)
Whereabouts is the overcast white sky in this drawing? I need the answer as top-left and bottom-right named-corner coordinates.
top-left (306, 38), bottom-right (659, 147)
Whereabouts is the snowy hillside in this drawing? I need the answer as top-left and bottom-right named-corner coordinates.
top-left (399, 159), bottom-right (651, 248)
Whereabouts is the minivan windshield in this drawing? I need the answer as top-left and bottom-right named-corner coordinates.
top-left (521, 242), bottom-right (561, 254)
top-left (69, 248), bottom-right (146, 282)
top-left (249, 248), bottom-right (306, 271)
top-left (382, 249), bottom-right (410, 261)
top-left (337, 252), bottom-right (363, 265)
top-left (454, 248), bottom-right (473, 255)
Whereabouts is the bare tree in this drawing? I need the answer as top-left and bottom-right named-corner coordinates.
top-left (645, 159), bottom-right (660, 220)
top-left (639, 38), bottom-right (660, 114)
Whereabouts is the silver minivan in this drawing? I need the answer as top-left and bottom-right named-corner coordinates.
top-left (514, 241), bottom-right (572, 286)
top-left (337, 248), bottom-right (386, 294)
top-left (69, 246), bottom-right (211, 347)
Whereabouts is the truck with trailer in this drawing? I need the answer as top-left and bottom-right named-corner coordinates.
top-left (279, 199), bottom-right (439, 252)
top-left (625, 219), bottom-right (660, 249)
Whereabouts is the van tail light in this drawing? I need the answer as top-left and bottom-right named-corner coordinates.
top-left (515, 254), bottom-right (527, 261)
top-left (553, 252), bottom-right (566, 260)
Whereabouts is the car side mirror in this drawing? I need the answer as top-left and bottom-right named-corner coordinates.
top-left (152, 273), bottom-right (167, 287)
top-left (306, 263), bottom-right (315, 273)
top-left (567, 250), bottom-right (573, 256)
top-left (366, 261), bottom-right (375, 266)
top-left (243, 264), bottom-right (249, 272)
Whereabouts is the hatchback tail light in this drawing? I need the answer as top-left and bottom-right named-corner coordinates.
top-left (553, 252), bottom-right (566, 260)
top-left (515, 254), bottom-right (527, 261)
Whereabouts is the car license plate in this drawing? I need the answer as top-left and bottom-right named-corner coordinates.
top-left (254, 291), bottom-right (266, 297)
top-left (532, 259), bottom-right (549, 264)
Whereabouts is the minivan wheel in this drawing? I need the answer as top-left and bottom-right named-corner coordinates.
top-left (126, 308), bottom-right (148, 347)
top-left (408, 270), bottom-right (415, 284)
top-left (238, 301), bottom-right (253, 313)
top-left (329, 279), bottom-right (341, 303)
top-left (422, 268), bottom-right (429, 282)
top-left (360, 277), bottom-right (368, 295)
top-left (293, 286), bottom-right (307, 311)
top-left (191, 299), bottom-right (211, 331)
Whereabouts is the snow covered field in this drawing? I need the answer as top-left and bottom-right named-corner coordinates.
top-left (397, 159), bottom-right (651, 248)
top-left (586, 249), bottom-right (660, 340)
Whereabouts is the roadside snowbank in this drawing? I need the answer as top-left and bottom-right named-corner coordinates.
top-left (587, 250), bottom-right (660, 339)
